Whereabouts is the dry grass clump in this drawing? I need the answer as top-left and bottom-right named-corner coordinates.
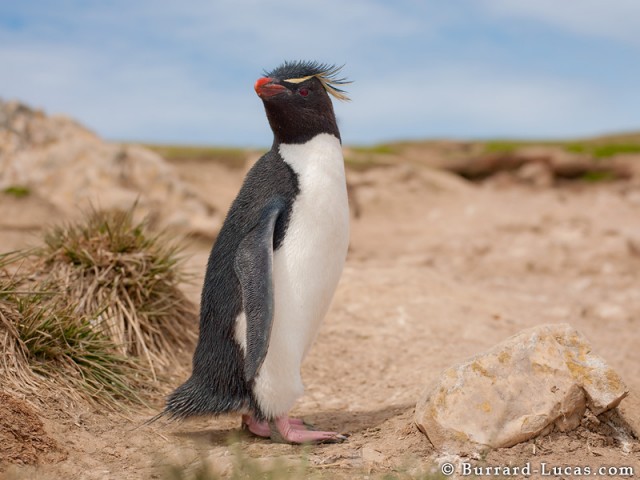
top-left (41, 208), bottom-right (197, 377)
top-left (0, 207), bottom-right (198, 407)
top-left (0, 253), bottom-right (144, 406)
top-left (0, 289), bottom-right (144, 406)
top-left (0, 290), bottom-right (34, 392)
top-left (0, 252), bottom-right (35, 391)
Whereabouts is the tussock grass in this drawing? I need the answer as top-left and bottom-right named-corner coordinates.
top-left (0, 263), bottom-right (145, 407)
top-left (0, 290), bottom-right (144, 406)
top-left (41, 208), bottom-right (197, 377)
top-left (0, 207), bottom-right (198, 407)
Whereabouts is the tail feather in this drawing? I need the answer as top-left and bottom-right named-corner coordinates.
top-left (148, 375), bottom-right (248, 423)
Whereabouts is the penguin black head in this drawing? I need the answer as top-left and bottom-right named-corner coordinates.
top-left (254, 60), bottom-right (351, 145)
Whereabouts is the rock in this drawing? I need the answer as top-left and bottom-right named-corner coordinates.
top-left (0, 99), bottom-right (220, 237)
top-left (415, 323), bottom-right (629, 452)
top-left (515, 161), bottom-right (554, 187)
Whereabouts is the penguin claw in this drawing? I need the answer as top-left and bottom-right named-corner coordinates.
top-left (316, 433), bottom-right (348, 444)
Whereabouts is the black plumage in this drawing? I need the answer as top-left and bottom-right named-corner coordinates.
top-left (163, 152), bottom-right (299, 420)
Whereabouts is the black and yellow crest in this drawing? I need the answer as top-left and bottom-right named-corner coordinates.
top-left (264, 60), bottom-right (352, 102)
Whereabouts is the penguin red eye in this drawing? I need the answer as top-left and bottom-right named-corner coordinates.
top-left (298, 88), bottom-right (309, 97)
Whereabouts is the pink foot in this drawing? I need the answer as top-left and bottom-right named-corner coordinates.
top-left (270, 416), bottom-right (347, 444)
top-left (242, 415), bottom-right (307, 438)
top-left (241, 415), bottom-right (346, 444)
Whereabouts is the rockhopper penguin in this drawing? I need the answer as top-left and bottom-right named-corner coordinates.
top-left (162, 61), bottom-right (351, 443)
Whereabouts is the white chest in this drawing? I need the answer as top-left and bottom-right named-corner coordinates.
top-left (273, 133), bottom-right (349, 350)
top-left (278, 133), bottom-right (350, 270)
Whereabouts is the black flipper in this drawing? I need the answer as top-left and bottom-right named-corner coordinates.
top-left (234, 196), bottom-right (285, 383)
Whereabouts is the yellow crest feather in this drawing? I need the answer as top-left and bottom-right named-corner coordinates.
top-left (267, 61), bottom-right (352, 102)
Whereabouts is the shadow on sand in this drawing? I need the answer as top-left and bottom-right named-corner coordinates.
top-left (167, 403), bottom-right (414, 446)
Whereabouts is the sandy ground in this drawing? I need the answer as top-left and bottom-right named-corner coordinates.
top-left (1, 157), bottom-right (639, 479)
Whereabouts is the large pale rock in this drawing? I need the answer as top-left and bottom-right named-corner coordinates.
top-left (415, 323), bottom-right (628, 451)
top-left (0, 99), bottom-right (220, 236)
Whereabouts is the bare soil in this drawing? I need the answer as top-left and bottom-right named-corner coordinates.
top-left (0, 393), bottom-right (66, 470)
top-left (1, 157), bottom-right (639, 479)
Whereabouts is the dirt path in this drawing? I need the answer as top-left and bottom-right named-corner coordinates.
top-left (1, 161), bottom-right (639, 479)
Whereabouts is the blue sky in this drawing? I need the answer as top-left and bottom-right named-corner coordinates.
top-left (1, 1), bottom-right (639, 147)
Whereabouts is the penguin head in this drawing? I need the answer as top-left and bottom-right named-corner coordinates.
top-left (254, 61), bottom-right (351, 144)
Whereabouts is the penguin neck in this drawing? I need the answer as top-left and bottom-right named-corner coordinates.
top-left (266, 107), bottom-right (341, 146)
top-left (272, 130), bottom-right (341, 155)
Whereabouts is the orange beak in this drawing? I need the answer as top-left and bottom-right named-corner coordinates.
top-left (254, 77), bottom-right (287, 98)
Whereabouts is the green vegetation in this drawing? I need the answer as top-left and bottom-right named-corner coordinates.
top-left (483, 133), bottom-right (640, 160)
top-left (143, 143), bottom-right (249, 169)
top-left (580, 171), bottom-right (616, 182)
top-left (3, 185), bottom-right (30, 198)
top-left (351, 143), bottom-right (396, 155)
top-left (161, 449), bottom-right (448, 480)
top-left (344, 143), bottom-right (397, 171)
top-left (565, 143), bottom-right (640, 158)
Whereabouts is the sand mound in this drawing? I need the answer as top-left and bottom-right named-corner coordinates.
top-left (0, 392), bottom-right (66, 469)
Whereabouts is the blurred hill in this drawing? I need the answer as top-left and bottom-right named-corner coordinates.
top-left (343, 134), bottom-right (640, 185)
top-left (0, 99), bottom-right (220, 237)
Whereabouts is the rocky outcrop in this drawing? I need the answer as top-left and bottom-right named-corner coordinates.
top-left (346, 140), bottom-right (640, 184)
top-left (0, 99), bottom-right (220, 236)
top-left (415, 323), bottom-right (629, 452)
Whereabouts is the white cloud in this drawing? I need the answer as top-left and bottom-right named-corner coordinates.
top-left (0, 42), bottom-right (269, 144)
top-left (340, 65), bottom-right (632, 142)
top-left (479, 0), bottom-right (640, 48)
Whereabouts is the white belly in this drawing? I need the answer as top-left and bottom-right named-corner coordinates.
top-left (253, 133), bottom-right (349, 417)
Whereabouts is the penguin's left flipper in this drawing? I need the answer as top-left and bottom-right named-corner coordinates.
top-left (234, 196), bottom-right (286, 383)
